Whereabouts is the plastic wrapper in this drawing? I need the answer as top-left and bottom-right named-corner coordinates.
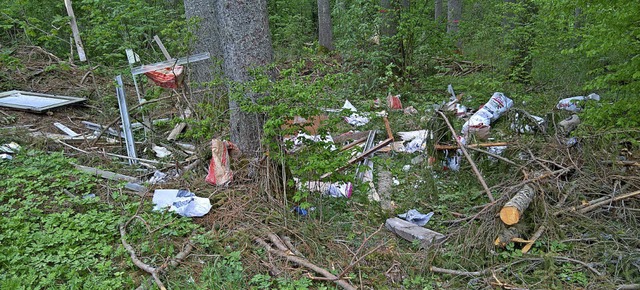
top-left (510, 113), bottom-right (546, 134)
top-left (398, 209), bottom-right (434, 226)
top-left (556, 93), bottom-right (600, 112)
top-left (342, 100), bottom-right (369, 126)
top-left (152, 189), bottom-right (212, 217)
top-left (387, 94), bottom-right (403, 110)
top-left (462, 92), bottom-right (513, 138)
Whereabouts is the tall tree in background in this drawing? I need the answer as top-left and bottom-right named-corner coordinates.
top-left (435, 0), bottom-right (445, 22)
top-left (447, 0), bottom-right (462, 34)
top-left (317, 0), bottom-right (335, 51)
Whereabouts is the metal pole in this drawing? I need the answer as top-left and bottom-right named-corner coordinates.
top-left (115, 75), bottom-right (137, 165)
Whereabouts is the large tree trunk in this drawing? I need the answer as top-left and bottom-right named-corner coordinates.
top-left (212, 0), bottom-right (274, 157)
top-left (317, 0), bottom-right (335, 51)
top-left (183, 0), bottom-right (221, 86)
top-left (380, 0), bottom-right (398, 38)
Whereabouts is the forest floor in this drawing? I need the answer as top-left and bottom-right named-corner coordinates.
top-left (1, 46), bottom-right (639, 289)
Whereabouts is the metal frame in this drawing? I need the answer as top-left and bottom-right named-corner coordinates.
top-left (0, 90), bottom-right (86, 112)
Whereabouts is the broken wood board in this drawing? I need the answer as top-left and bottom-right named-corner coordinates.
top-left (385, 217), bottom-right (445, 248)
top-left (167, 109), bottom-right (192, 141)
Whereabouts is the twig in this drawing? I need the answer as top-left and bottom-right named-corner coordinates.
top-left (430, 266), bottom-right (490, 276)
top-left (255, 237), bottom-right (356, 290)
top-left (466, 146), bottom-right (519, 166)
top-left (437, 110), bottom-right (494, 202)
top-left (577, 190), bottom-right (640, 214)
top-left (554, 256), bottom-right (603, 276)
top-left (336, 224), bottom-right (385, 280)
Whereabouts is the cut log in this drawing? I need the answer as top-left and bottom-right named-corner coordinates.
top-left (500, 184), bottom-right (535, 225)
top-left (385, 217), bottom-right (445, 248)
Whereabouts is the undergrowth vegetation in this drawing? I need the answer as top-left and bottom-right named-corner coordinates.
top-left (1, 0), bottom-right (639, 289)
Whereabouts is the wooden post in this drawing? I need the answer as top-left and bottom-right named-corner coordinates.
top-left (64, 0), bottom-right (87, 61)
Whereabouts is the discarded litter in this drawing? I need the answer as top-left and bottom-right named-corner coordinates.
top-left (148, 170), bottom-right (168, 184)
top-left (0, 90), bottom-right (86, 112)
top-left (558, 114), bottom-right (580, 134)
top-left (397, 130), bottom-right (430, 153)
top-left (387, 94), bottom-right (403, 110)
top-left (152, 189), bottom-right (212, 217)
top-left (487, 146), bottom-right (507, 162)
top-left (296, 178), bottom-right (353, 198)
top-left (0, 142), bottom-right (20, 160)
top-left (510, 113), bottom-right (545, 134)
top-left (398, 209), bottom-right (434, 226)
top-left (403, 106), bottom-right (418, 115)
top-left (342, 100), bottom-right (370, 126)
top-left (292, 206), bottom-right (315, 216)
top-left (462, 92), bottom-right (513, 139)
top-left (144, 65), bottom-right (184, 89)
top-left (556, 93), bottom-right (600, 112)
top-left (206, 139), bottom-right (238, 186)
top-left (152, 145), bottom-right (172, 158)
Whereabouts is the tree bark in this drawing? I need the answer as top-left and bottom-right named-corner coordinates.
top-left (447, 0), bottom-right (462, 34)
top-left (183, 0), bottom-right (221, 85)
top-left (317, 0), bottom-right (335, 51)
top-left (380, 0), bottom-right (398, 38)
top-left (500, 184), bottom-right (535, 225)
top-left (211, 0), bottom-right (274, 157)
top-left (435, 0), bottom-right (445, 22)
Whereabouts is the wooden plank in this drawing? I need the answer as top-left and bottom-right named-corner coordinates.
top-left (153, 35), bottom-right (172, 60)
top-left (64, 0), bottom-right (86, 61)
top-left (385, 218), bottom-right (445, 248)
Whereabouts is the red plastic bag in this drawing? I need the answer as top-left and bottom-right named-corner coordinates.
top-left (205, 139), bottom-right (239, 186)
top-left (387, 94), bottom-right (402, 110)
top-left (144, 65), bottom-right (184, 89)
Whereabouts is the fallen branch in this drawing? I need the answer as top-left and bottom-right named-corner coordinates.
top-left (521, 226), bottom-right (545, 254)
top-left (466, 146), bottom-right (519, 166)
top-left (554, 256), bottom-right (603, 276)
top-left (437, 111), bottom-right (494, 202)
top-left (435, 142), bottom-right (509, 150)
top-left (577, 190), bottom-right (640, 214)
top-left (430, 266), bottom-right (489, 276)
top-left (255, 237), bottom-right (356, 290)
top-left (120, 223), bottom-right (166, 290)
